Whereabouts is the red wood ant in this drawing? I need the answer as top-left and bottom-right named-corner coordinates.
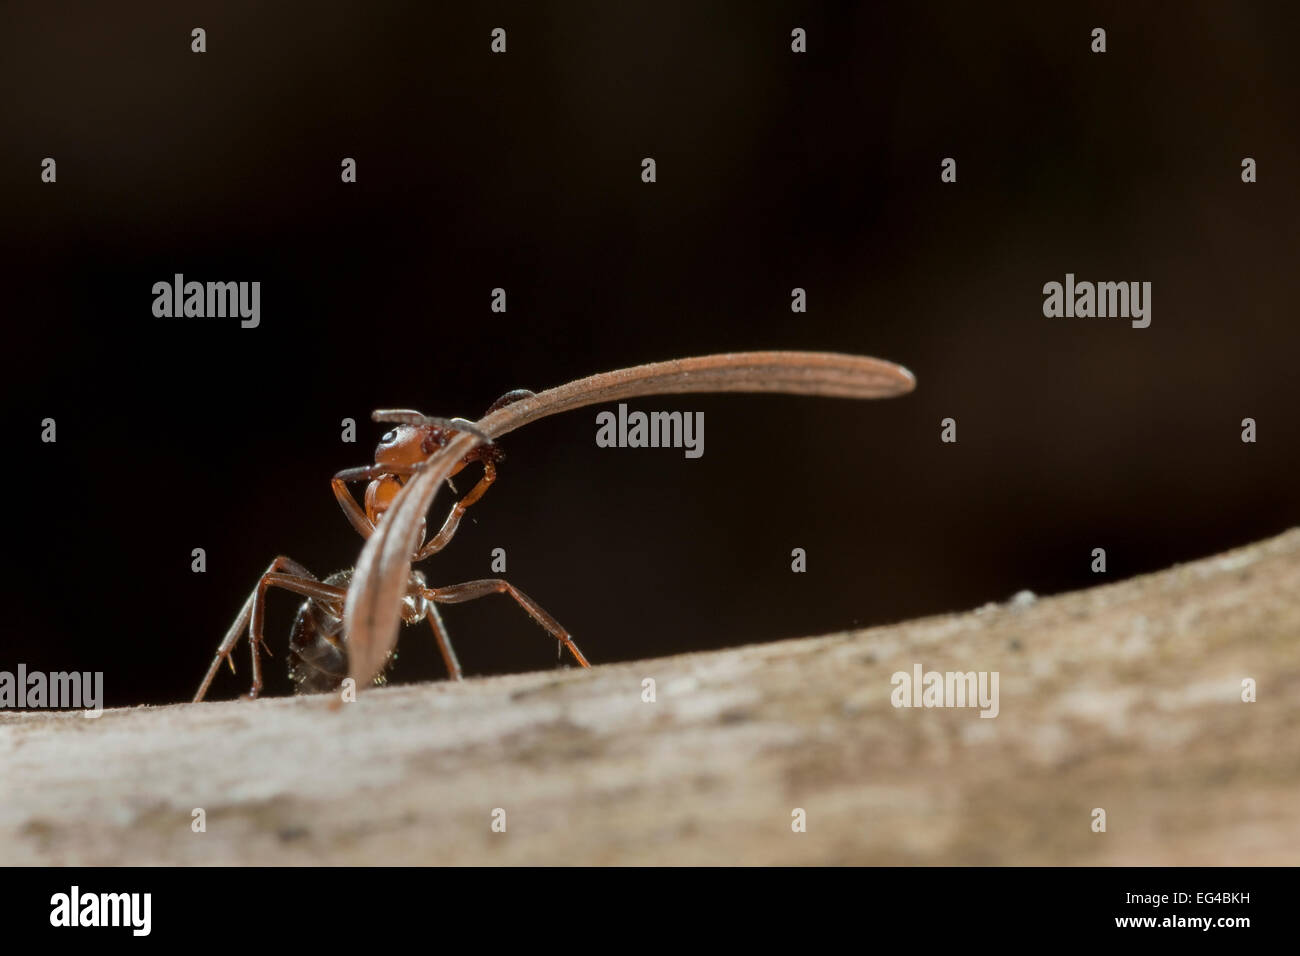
top-left (194, 352), bottom-right (914, 701)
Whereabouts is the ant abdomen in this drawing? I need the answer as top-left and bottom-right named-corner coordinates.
top-left (287, 569), bottom-right (353, 694)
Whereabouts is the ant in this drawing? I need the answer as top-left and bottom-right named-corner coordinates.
top-left (195, 351), bottom-right (915, 702)
top-left (193, 390), bottom-right (588, 702)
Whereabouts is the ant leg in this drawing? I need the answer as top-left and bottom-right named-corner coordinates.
top-left (334, 462), bottom-right (453, 542)
top-left (425, 603), bottom-right (463, 681)
top-left (196, 556), bottom-right (314, 702)
top-left (415, 462), bottom-right (497, 560)
top-left (335, 456), bottom-right (496, 562)
top-left (247, 572), bottom-right (349, 699)
top-left (331, 474), bottom-right (375, 539)
top-left (331, 462), bottom-right (426, 539)
top-left (193, 558), bottom-right (346, 702)
top-left (427, 578), bottom-right (591, 669)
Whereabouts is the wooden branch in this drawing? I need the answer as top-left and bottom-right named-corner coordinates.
top-left (4, 529), bottom-right (1298, 864)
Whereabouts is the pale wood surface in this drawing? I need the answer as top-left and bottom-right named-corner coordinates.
top-left (3, 529), bottom-right (1297, 865)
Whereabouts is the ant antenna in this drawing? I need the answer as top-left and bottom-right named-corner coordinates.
top-left (371, 410), bottom-right (491, 441)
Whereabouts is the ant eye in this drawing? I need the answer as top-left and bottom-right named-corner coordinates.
top-left (381, 429), bottom-right (398, 444)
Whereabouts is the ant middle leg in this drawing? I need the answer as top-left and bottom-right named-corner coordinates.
top-left (425, 603), bottom-right (464, 681)
top-left (427, 578), bottom-right (591, 669)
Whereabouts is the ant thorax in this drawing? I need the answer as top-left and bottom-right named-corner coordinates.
top-left (400, 571), bottom-right (430, 625)
top-left (364, 474), bottom-right (404, 526)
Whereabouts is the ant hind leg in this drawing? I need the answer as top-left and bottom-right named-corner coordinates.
top-left (194, 557), bottom-right (346, 702)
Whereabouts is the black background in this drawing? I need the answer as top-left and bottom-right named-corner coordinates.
top-left (4, 2), bottom-right (1298, 705)
top-left (10, 865), bottom-right (1274, 941)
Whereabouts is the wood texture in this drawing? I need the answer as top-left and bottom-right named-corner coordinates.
top-left (3, 528), bottom-right (1297, 865)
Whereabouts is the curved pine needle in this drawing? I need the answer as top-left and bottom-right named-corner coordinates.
top-left (343, 351), bottom-right (915, 689)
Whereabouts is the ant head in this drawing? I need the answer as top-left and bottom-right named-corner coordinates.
top-left (373, 423), bottom-right (443, 469)
top-left (371, 410), bottom-right (489, 470)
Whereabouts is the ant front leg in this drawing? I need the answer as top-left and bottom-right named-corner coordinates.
top-left (414, 460), bottom-right (498, 560)
top-left (412, 387), bottom-right (534, 556)
top-left (426, 578), bottom-right (591, 669)
top-left (331, 462), bottom-right (423, 539)
top-left (335, 456), bottom-right (499, 561)
top-left (194, 557), bottom-right (347, 702)
top-left (331, 470), bottom-right (378, 539)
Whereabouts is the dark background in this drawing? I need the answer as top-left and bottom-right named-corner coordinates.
top-left (4, 1), bottom-right (1297, 705)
